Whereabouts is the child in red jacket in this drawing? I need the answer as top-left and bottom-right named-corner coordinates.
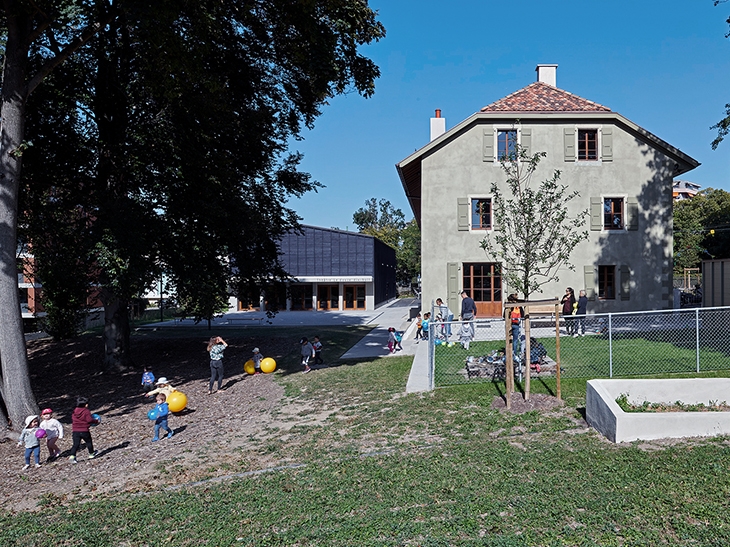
top-left (69, 397), bottom-right (99, 464)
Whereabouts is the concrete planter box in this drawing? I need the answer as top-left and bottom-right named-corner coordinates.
top-left (586, 378), bottom-right (730, 443)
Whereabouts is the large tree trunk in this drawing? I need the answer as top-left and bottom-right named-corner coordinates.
top-left (102, 290), bottom-right (133, 371)
top-left (0, 6), bottom-right (39, 431)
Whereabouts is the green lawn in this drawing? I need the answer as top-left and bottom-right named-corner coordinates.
top-left (5, 342), bottom-right (730, 545)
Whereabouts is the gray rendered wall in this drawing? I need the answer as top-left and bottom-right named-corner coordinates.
top-left (420, 118), bottom-right (676, 315)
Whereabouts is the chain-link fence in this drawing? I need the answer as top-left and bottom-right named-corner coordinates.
top-left (429, 306), bottom-right (730, 388)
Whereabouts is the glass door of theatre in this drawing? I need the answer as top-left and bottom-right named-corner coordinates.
top-left (343, 285), bottom-right (366, 310)
top-left (463, 263), bottom-right (502, 318)
top-left (317, 285), bottom-right (339, 310)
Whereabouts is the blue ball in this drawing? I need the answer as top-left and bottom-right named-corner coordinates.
top-left (147, 409), bottom-right (158, 421)
top-left (91, 413), bottom-right (101, 425)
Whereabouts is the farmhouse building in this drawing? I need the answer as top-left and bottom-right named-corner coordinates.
top-left (397, 64), bottom-right (699, 317)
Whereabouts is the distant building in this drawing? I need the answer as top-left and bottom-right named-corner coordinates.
top-left (243, 225), bottom-right (397, 312)
top-left (673, 180), bottom-right (701, 201)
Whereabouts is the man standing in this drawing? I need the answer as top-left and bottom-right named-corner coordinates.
top-left (459, 290), bottom-right (477, 349)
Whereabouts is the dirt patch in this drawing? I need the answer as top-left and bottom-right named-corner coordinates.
top-left (0, 332), bottom-right (301, 512)
top-left (491, 392), bottom-right (565, 414)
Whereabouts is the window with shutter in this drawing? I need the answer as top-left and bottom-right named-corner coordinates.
top-left (619, 265), bottom-right (630, 301)
top-left (583, 265), bottom-right (596, 301)
top-left (457, 198), bottom-right (469, 231)
top-left (602, 127), bottom-right (613, 162)
top-left (483, 129), bottom-right (494, 162)
top-left (598, 265), bottom-right (615, 300)
top-left (564, 128), bottom-right (575, 161)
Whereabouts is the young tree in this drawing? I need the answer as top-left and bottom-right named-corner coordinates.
top-left (479, 146), bottom-right (588, 300)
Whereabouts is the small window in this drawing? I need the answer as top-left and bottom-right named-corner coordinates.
top-left (496, 130), bottom-right (517, 160)
top-left (598, 266), bottom-right (615, 300)
top-left (471, 198), bottom-right (492, 230)
top-left (603, 198), bottom-right (624, 230)
top-left (578, 129), bottom-right (598, 160)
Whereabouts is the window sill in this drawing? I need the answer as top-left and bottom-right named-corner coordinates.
top-left (575, 160), bottom-right (603, 165)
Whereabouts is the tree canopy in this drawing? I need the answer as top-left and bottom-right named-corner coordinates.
top-left (1, 0), bottom-right (385, 430)
top-left (673, 189), bottom-right (730, 272)
top-left (352, 198), bottom-right (420, 285)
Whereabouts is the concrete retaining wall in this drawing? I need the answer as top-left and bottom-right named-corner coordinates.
top-left (586, 378), bottom-right (730, 443)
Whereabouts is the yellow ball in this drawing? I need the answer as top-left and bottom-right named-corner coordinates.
top-left (260, 357), bottom-right (277, 374)
top-left (244, 360), bottom-right (256, 375)
top-left (167, 391), bottom-right (187, 413)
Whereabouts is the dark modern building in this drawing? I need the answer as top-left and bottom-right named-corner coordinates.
top-left (253, 225), bottom-right (397, 311)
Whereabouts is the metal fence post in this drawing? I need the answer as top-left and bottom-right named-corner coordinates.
top-left (696, 307), bottom-right (700, 374)
top-left (429, 321), bottom-right (435, 390)
top-left (608, 313), bottom-right (613, 378)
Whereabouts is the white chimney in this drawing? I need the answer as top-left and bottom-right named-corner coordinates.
top-left (430, 109), bottom-right (446, 141)
top-left (535, 64), bottom-right (558, 87)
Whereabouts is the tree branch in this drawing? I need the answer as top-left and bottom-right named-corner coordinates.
top-left (26, 10), bottom-right (116, 96)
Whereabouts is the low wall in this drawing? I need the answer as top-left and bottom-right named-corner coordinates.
top-left (586, 378), bottom-right (730, 443)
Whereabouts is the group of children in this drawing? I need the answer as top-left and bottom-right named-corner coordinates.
top-left (16, 334), bottom-right (327, 469)
top-left (415, 312), bottom-right (431, 341)
top-left (17, 398), bottom-right (99, 470)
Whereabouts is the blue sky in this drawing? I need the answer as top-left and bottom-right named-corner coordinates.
top-left (290, 0), bottom-right (730, 230)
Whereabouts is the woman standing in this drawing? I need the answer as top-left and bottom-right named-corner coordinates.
top-left (561, 287), bottom-right (576, 336)
top-left (207, 336), bottom-right (228, 394)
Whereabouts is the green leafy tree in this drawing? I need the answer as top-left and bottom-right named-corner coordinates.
top-left (353, 198), bottom-right (406, 249)
top-left (399, 219), bottom-right (421, 287)
top-left (2, 0), bottom-right (385, 426)
top-left (479, 146), bottom-right (588, 300)
top-left (353, 198), bottom-right (421, 286)
top-left (673, 198), bottom-right (708, 274)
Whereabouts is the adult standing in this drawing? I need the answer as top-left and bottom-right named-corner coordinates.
top-left (459, 290), bottom-right (477, 349)
top-left (575, 290), bottom-right (588, 337)
top-left (561, 287), bottom-right (576, 336)
top-left (207, 336), bottom-right (228, 394)
top-left (435, 298), bottom-right (454, 338)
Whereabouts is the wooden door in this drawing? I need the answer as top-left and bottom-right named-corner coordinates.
top-left (463, 263), bottom-right (502, 318)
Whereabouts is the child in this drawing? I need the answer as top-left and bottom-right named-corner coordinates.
top-left (387, 327), bottom-right (402, 353)
top-left (40, 408), bottom-right (64, 460)
top-left (17, 415), bottom-right (42, 470)
top-left (421, 313), bottom-right (431, 340)
top-left (141, 366), bottom-right (156, 393)
top-left (300, 337), bottom-right (315, 374)
top-left (145, 377), bottom-right (176, 399)
top-left (69, 396), bottom-right (99, 464)
top-left (152, 393), bottom-right (174, 441)
top-left (252, 347), bottom-right (263, 374)
top-left (312, 336), bottom-right (324, 365)
top-left (415, 313), bottom-right (423, 341)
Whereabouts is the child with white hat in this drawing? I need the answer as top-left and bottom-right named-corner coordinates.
top-left (17, 415), bottom-right (42, 470)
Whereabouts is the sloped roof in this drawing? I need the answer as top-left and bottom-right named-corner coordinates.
top-left (481, 82), bottom-right (611, 113)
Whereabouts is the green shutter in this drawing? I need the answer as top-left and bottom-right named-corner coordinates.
top-left (447, 263), bottom-right (459, 313)
top-left (619, 265), bottom-right (630, 301)
top-left (521, 128), bottom-right (531, 157)
top-left (483, 128), bottom-right (494, 162)
top-left (458, 198), bottom-right (470, 231)
top-left (584, 265), bottom-right (596, 301)
top-left (590, 197), bottom-right (602, 231)
top-left (564, 127), bottom-right (575, 162)
top-left (626, 197), bottom-right (639, 231)
top-left (602, 126), bottom-right (613, 162)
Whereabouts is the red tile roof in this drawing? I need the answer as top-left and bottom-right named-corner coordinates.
top-left (481, 82), bottom-right (611, 112)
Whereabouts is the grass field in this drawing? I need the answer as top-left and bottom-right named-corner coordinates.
top-left (4, 333), bottom-right (730, 545)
